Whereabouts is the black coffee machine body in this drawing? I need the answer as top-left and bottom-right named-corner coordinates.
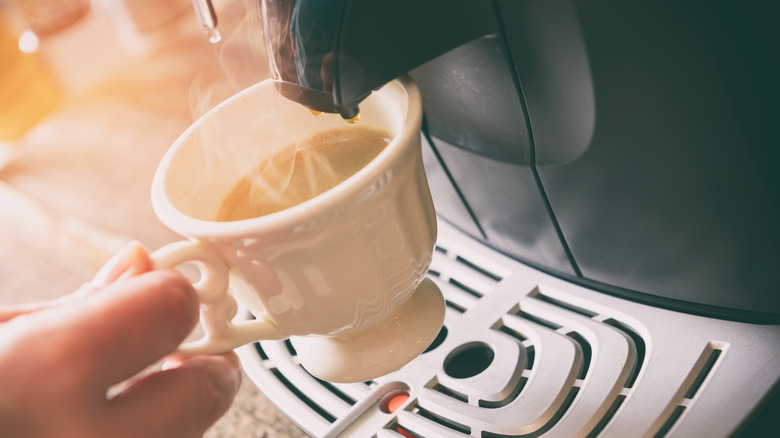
top-left (259, 0), bottom-right (779, 324)
top-left (190, 0), bottom-right (779, 436)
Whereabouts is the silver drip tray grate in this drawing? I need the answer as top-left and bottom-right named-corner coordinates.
top-left (236, 220), bottom-right (780, 437)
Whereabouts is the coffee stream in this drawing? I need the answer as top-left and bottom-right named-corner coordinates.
top-left (310, 108), bottom-right (361, 124)
top-left (216, 126), bottom-right (392, 221)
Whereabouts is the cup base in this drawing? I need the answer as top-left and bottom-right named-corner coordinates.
top-left (290, 277), bottom-right (445, 383)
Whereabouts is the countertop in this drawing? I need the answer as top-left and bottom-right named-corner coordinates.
top-left (0, 1), bottom-right (306, 436)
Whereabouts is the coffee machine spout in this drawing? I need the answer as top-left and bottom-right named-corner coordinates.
top-left (255, 0), bottom-right (497, 119)
top-left (192, 0), bottom-right (221, 43)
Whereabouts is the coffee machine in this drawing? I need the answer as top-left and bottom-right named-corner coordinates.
top-left (196, 1), bottom-right (779, 436)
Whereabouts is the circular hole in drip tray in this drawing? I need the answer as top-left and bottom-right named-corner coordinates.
top-left (444, 342), bottom-right (495, 379)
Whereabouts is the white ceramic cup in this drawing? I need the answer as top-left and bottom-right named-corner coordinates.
top-left (149, 76), bottom-right (444, 383)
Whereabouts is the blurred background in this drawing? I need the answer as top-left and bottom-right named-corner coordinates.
top-left (0, 0), bottom-right (306, 436)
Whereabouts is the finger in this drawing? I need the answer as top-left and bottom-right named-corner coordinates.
top-left (91, 241), bottom-right (154, 288)
top-left (6, 269), bottom-right (199, 396)
top-left (106, 353), bottom-right (242, 438)
top-left (0, 301), bottom-right (50, 322)
top-left (0, 282), bottom-right (95, 322)
top-left (79, 270), bottom-right (200, 389)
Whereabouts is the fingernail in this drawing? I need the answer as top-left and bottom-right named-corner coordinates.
top-left (92, 241), bottom-right (144, 288)
top-left (161, 355), bottom-right (185, 371)
top-left (189, 354), bottom-right (242, 430)
top-left (206, 353), bottom-right (243, 401)
top-left (163, 354), bottom-right (241, 390)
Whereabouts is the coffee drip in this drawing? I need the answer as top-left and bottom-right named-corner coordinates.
top-left (309, 108), bottom-right (360, 124)
top-left (192, 0), bottom-right (221, 43)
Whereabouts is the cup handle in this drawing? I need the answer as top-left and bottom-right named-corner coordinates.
top-left (150, 239), bottom-right (288, 355)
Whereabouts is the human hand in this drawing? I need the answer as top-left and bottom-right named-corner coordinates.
top-left (0, 242), bottom-right (241, 438)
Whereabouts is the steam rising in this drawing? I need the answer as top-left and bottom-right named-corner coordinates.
top-left (181, 3), bottom-right (393, 223)
top-left (188, 1), bottom-right (269, 121)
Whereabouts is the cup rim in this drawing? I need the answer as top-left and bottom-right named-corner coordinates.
top-left (151, 75), bottom-right (423, 239)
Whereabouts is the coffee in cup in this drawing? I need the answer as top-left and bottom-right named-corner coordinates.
top-left (216, 126), bottom-right (393, 221)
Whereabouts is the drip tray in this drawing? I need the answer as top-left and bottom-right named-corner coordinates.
top-left (236, 220), bottom-right (780, 437)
